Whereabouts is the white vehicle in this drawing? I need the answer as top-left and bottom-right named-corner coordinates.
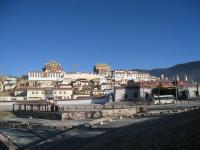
top-left (153, 95), bottom-right (175, 104)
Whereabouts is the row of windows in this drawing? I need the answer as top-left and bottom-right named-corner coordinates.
top-left (31, 91), bottom-right (69, 95)
top-left (32, 91), bottom-right (44, 94)
top-left (115, 77), bottom-right (150, 80)
top-left (29, 73), bottom-right (62, 78)
top-left (135, 77), bottom-right (149, 79)
top-left (54, 91), bottom-right (68, 94)
top-left (55, 96), bottom-right (71, 99)
top-left (114, 74), bottom-right (149, 77)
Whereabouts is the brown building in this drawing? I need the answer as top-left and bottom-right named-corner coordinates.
top-left (43, 61), bottom-right (63, 73)
top-left (93, 64), bottom-right (111, 76)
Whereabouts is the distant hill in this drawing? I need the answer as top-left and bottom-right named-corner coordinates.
top-left (149, 61), bottom-right (200, 82)
top-left (136, 61), bottom-right (200, 82)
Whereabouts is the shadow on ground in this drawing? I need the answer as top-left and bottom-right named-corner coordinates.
top-left (33, 110), bottom-right (200, 150)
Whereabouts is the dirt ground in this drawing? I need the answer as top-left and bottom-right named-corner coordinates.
top-left (78, 110), bottom-right (200, 150)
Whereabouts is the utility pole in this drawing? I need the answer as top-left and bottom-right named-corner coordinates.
top-left (175, 80), bottom-right (178, 110)
top-left (143, 85), bottom-right (145, 102)
top-left (158, 85), bottom-right (161, 104)
top-left (196, 81), bottom-right (199, 101)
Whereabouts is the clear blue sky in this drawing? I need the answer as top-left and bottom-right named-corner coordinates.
top-left (0, 0), bottom-right (200, 75)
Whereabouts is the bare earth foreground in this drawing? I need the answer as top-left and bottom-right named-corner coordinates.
top-left (76, 110), bottom-right (200, 150)
top-left (1, 104), bottom-right (200, 149)
top-left (45, 110), bottom-right (200, 150)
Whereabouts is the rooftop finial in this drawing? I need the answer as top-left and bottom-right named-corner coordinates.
top-left (185, 74), bottom-right (188, 81)
top-left (176, 74), bottom-right (179, 81)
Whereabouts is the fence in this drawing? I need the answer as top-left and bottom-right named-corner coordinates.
top-left (59, 104), bottom-right (137, 111)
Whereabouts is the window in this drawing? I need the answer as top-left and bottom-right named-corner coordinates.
top-left (32, 92), bottom-right (34, 94)
top-left (54, 92), bottom-right (56, 94)
top-left (124, 94), bottom-right (128, 99)
top-left (35, 92), bottom-right (38, 94)
top-left (59, 91), bottom-right (62, 94)
top-left (134, 93), bottom-right (138, 98)
top-left (64, 91), bottom-right (66, 94)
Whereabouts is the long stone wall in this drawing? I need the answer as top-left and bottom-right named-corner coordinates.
top-left (61, 108), bottom-right (137, 120)
top-left (11, 108), bottom-right (137, 121)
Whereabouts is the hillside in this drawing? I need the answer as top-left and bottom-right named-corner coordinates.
top-left (137, 61), bottom-right (200, 82)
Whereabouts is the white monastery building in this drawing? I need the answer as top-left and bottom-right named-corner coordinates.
top-left (112, 70), bottom-right (157, 82)
top-left (28, 61), bottom-right (64, 81)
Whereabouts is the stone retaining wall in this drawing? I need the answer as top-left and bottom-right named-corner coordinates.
top-left (61, 108), bottom-right (137, 120)
top-left (12, 108), bottom-right (137, 120)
